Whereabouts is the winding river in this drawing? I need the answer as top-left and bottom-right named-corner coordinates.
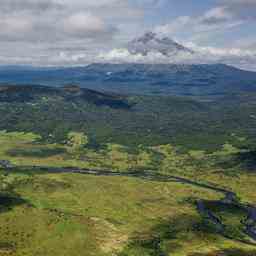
top-left (5, 165), bottom-right (256, 244)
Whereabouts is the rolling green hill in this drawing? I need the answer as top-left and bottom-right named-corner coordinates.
top-left (1, 84), bottom-right (256, 150)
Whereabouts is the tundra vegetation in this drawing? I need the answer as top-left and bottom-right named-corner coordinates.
top-left (1, 85), bottom-right (256, 255)
top-left (1, 131), bottom-right (256, 256)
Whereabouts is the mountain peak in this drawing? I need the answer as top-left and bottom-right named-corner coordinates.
top-left (137, 32), bottom-right (157, 43)
top-left (127, 32), bottom-right (194, 57)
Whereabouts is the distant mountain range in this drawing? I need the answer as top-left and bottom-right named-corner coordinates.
top-left (127, 32), bottom-right (194, 56)
top-left (1, 63), bottom-right (256, 97)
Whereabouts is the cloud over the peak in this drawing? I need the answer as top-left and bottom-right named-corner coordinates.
top-left (96, 43), bottom-right (256, 71)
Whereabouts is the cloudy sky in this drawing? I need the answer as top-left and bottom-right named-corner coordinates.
top-left (0, 0), bottom-right (256, 69)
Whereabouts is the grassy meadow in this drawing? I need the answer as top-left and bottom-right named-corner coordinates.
top-left (0, 131), bottom-right (256, 255)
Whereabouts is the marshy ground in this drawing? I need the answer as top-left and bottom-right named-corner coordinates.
top-left (1, 131), bottom-right (256, 255)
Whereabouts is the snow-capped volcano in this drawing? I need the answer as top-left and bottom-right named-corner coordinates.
top-left (127, 32), bottom-right (194, 57)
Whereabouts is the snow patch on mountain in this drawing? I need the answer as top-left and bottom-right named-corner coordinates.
top-left (127, 32), bottom-right (194, 56)
top-left (96, 32), bottom-right (256, 71)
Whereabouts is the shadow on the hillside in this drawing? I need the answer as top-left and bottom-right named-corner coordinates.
top-left (118, 213), bottom-right (232, 256)
top-left (188, 248), bottom-right (256, 256)
top-left (120, 212), bottom-right (256, 256)
top-left (235, 151), bottom-right (256, 171)
top-left (0, 192), bottom-right (30, 214)
top-left (216, 150), bottom-right (256, 172)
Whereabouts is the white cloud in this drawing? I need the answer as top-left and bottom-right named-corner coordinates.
top-left (0, 0), bottom-right (255, 69)
top-left (96, 44), bottom-right (256, 71)
top-left (198, 0), bottom-right (256, 26)
top-left (154, 0), bottom-right (256, 41)
top-left (201, 7), bottom-right (233, 25)
top-left (0, 0), bottom-right (62, 13)
top-left (0, 5), bottom-right (116, 42)
top-left (61, 12), bottom-right (115, 38)
top-left (154, 16), bottom-right (191, 35)
top-left (1, 39), bottom-right (256, 71)
top-left (222, 0), bottom-right (256, 19)
top-left (0, 0), bottom-right (146, 44)
top-left (154, 12), bottom-right (243, 39)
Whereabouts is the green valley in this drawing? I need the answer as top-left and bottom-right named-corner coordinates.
top-left (1, 85), bottom-right (256, 255)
